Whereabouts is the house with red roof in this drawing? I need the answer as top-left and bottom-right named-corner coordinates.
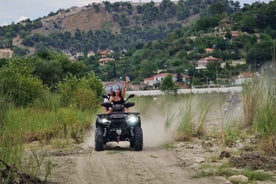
top-left (196, 56), bottom-right (222, 70)
top-left (205, 48), bottom-right (214, 54)
top-left (143, 73), bottom-right (177, 86)
top-left (234, 72), bottom-right (261, 85)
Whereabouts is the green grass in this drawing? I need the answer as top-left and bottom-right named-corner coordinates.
top-left (0, 104), bottom-right (97, 183)
top-left (195, 163), bottom-right (274, 182)
top-left (5, 107), bottom-right (94, 143)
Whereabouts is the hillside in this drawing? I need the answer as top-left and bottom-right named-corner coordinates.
top-left (34, 3), bottom-right (201, 35)
top-left (32, 6), bottom-right (117, 35)
top-left (1, 0), bottom-right (207, 54)
top-left (0, 0), bottom-right (275, 85)
top-left (32, 2), bottom-right (193, 35)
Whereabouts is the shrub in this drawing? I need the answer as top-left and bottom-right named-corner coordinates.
top-left (32, 88), bottom-right (61, 112)
top-left (0, 57), bottom-right (44, 106)
top-left (72, 88), bottom-right (98, 111)
top-left (160, 75), bottom-right (179, 94)
top-left (58, 72), bottom-right (103, 109)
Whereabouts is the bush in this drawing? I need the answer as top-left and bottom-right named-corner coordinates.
top-left (0, 58), bottom-right (44, 106)
top-left (32, 88), bottom-right (61, 112)
top-left (73, 88), bottom-right (98, 111)
top-left (58, 72), bottom-right (103, 109)
top-left (160, 75), bottom-right (179, 94)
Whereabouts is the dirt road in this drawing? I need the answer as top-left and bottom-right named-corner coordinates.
top-left (47, 142), bottom-right (227, 184)
top-left (44, 94), bottom-right (244, 184)
top-left (46, 117), bottom-right (228, 184)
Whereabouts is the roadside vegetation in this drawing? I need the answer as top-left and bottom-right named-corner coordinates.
top-left (242, 77), bottom-right (276, 155)
top-left (0, 55), bottom-right (103, 182)
top-left (136, 74), bottom-right (275, 183)
top-left (1, 76), bottom-right (275, 182)
top-left (0, 0), bottom-right (275, 182)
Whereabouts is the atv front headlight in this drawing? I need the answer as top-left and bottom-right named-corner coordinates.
top-left (126, 115), bottom-right (139, 126)
top-left (99, 118), bottom-right (111, 125)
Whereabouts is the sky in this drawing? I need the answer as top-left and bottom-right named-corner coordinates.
top-left (0, 0), bottom-right (272, 26)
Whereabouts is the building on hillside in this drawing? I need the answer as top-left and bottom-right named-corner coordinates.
top-left (87, 51), bottom-right (95, 57)
top-left (231, 31), bottom-right (239, 39)
top-left (205, 48), bottom-right (214, 54)
top-left (233, 72), bottom-right (261, 85)
top-left (75, 52), bottom-right (84, 58)
top-left (228, 59), bottom-right (246, 67)
top-left (99, 57), bottom-right (115, 65)
top-left (196, 56), bottom-right (223, 70)
top-left (143, 76), bottom-right (155, 86)
top-left (99, 49), bottom-right (114, 57)
top-left (143, 73), bottom-right (177, 86)
top-left (0, 49), bottom-right (13, 58)
top-left (218, 18), bottom-right (232, 31)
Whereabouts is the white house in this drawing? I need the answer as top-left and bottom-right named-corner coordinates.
top-left (0, 49), bottom-right (13, 58)
top-left (98, 57), bottom-right (115, 65)
top-left (234, 72), bottom-right (260, 85)
top-left (196, 56), bottom-right (222, 70)
top-left (144, 73), bottom-right (177, 86)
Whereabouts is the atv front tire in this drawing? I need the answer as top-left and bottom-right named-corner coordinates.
top-left (130, 139), bottom-right (135, 148)
top-left (134, 127), bottom-right (143, 151)
top-left (95, 128), bottom-right (104, 151)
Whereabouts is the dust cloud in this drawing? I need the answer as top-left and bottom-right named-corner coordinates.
top-left (82, 93), bottom-right (244, 149)
top-left (140, 105), bottom-right (175, 148)
top-left (81, 96), bottom-right (179, 149)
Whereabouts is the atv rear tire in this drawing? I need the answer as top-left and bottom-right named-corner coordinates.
top-left (95, 128), bottom-right (104, 151)
top-left (134, 127), bottom-right (143, 151)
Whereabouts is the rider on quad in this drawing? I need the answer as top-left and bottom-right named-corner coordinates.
top-left (95, 76), bottom-right (143, 151)
top-left (106, 76), bottom-right (130, 113)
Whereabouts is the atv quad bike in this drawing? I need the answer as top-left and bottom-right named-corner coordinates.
top-left (95, 94), bottom-right (143, 151)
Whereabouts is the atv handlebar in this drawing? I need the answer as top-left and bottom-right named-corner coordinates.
top-left (101, 94), bottom-right (135, 112)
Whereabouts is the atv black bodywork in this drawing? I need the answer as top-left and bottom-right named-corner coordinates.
top-left (95, 94), bottom-right (143, 151)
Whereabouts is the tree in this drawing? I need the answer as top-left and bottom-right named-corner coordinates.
top-left (240, 15), bottom-right (256, 33)
top-left (160, 74), bottom-right (179, 94)
top-left (246, 40), bottom-right (273, 68)
top-left (103, 1), bottom-right (112, 13)
top-left (209, 1), bottom-right (225, 15)
top-left (58, 72), bottom-right (103, 109)
top-left (32, 57), bottom-right (63, 86)
top-left (0, 57), bottom-right (43, 106)
top-left (93, 3), bottom-right (100, 12)
top-left (206, 60), bottom-right (222, 83)
top-left (159, 0), bottom-right (176, 19)
top-left (33, 50), bottom-right (85, 86)
top-left (195, 16), bottom-right (220, 31)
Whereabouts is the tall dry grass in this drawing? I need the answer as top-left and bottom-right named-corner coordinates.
top-left (242, 77), bottom-right (276, 154)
